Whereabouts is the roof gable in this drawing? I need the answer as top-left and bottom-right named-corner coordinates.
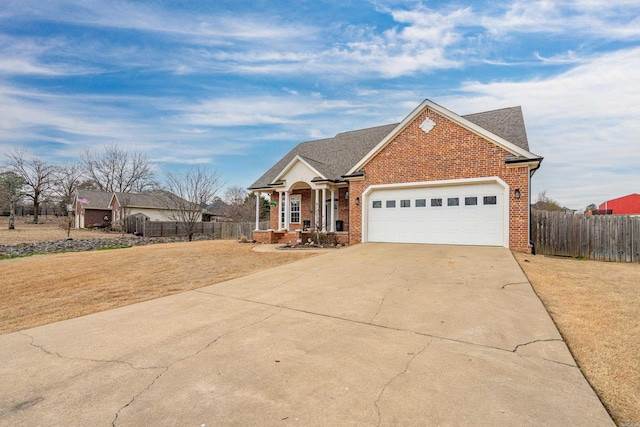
top-left (347, 99), bottom-right (539, 176)
top-left (249, 123), bottom-right (397, 190)
top-left (272, 155), bottom-right (327, 185)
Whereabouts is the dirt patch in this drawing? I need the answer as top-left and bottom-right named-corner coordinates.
top-left (514, 252), bottom-right (640, 426)
top-left (0, 217), bottom-right (114, 244)
top-left (0, 240), bottom-right (317, 335)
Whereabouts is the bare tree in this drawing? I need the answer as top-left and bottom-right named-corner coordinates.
top-left (3, 150), bottom-right (55, 223)
top-left (81, 144), bottom-right (156, 193)
top-left (163, 166), bottom-right (223, 241)
top-left (52, 163), bottom-right (84, 212)
top-left (0, 171), bottom-right (26, 229)
top-left (223, 186), bottom-right (270, 222)
top-left (223, 185), bottom-right (252, 222)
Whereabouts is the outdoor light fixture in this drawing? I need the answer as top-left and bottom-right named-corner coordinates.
top-left (355, 197), bottom-right (360, 206)
top-left (345, 191), bottom-right (349, 200)
top-left (514, 188), bottom-right (521, 199)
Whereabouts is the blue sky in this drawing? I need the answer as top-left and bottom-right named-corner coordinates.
top-left (1, 0), bottom-right (639, 209)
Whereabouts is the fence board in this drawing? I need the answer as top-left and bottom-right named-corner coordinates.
top-left (531, 210), bottom-right (640, 263)
top-left (126, 218), bottom-right (268, 239)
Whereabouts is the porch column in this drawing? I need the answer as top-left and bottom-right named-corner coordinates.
top-left (322, 188), bottom-right (327, 232)
top-left (284, 191), bottom-right (290, 231)
top-left (254, 192), bottom-right (260, 231)
top-left (315, 189), bottom-right (320, 230)
top-left (278, 192), bottom-right (283, 231)
top-left (330, 188), bottom-right (335, 232)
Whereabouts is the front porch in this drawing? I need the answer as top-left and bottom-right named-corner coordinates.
top-left (253, 229), bottom-right (349, 245)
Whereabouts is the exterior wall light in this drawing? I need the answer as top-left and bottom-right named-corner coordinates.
top-left (514, 188), bottom-right (521, 199)
top-left (355, 197), bottom-right (360, 206)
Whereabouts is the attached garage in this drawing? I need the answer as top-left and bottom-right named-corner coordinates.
top-left (364, 178), bottom-right (509, 247)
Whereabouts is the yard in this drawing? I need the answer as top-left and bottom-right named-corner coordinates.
top-left (0, 216), bottom-right (115, 244)
top-left (0, 223), bottom-right (318, 334)
top-left (1, 218), bottom-right (637, 425)
top-left (514, 252), bottom-right (640, 426)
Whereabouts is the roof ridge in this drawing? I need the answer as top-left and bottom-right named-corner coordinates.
top-left (463, 106), bottom-right (521, 116)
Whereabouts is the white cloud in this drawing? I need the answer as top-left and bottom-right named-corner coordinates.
top-left (440, 46), bottom-right (640, 209)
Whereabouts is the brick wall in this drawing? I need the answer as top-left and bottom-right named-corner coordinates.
top-left (348, 107), bottom-right (531, 252)
top-left (84, 209), bottom-right (111, 227)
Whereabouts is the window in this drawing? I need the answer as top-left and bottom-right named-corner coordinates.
top-left (415, 199), bottom-right (426, 207)
top-left (465, 197), bottom-right (478, 206)
top-left (372, 200), bottom-right (382, 208)
top-left (290, 195), bottom-right (301, 223)
top-left (483, 196), bottom-right (497, 205)
top-left (386, 200), bottom-right (396, 208)
top-left (400, 199), bottom-right (411, 208)
top-left (447, 197), bottom-right (459, 206)
top-left (431, 198), bottom-right (442, 207)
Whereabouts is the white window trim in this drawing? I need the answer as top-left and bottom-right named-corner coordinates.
top-left (290, 194), bottom-right (301, 224)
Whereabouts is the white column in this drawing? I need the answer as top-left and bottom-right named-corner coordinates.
top-left (278, 192), bottom-right (283, 231)
top-left (330, 188), bottom-right (335, 232)
top-left (321, 188), bottom-right (327, 232)
top-left (254, 193), bottom-right (260, 231)
top-left (284, 191), bottom-right (290, 231)
top-left (315, 189), bottom-right (320, 230)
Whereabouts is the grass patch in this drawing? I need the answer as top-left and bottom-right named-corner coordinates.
top-left (0, 240), bottom-right (318, 335)
top-left (514, 252), bottom-right (640, 425)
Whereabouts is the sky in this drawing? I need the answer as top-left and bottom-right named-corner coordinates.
top-left (1, 0), bottom-right (639, 210)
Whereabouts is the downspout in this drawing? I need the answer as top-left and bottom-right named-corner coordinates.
top-left (529, 160), bottom-right (542, 254)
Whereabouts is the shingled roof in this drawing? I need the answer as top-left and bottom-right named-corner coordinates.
top-left (76, 190), bottom-right (113, 210)
top-left (462, 106), bottom-right (529, 151)
top-left (249, 105), bottom-right (530, 190)
top-left (112, 191), bottom-right (200, 211)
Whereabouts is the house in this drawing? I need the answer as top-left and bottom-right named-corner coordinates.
top-left (109, 191), bottom-right (202, 226)
top-left (598, 194), bottom-right (640, 215)
top-left (248, 99), bottom-right (542, 252)
top-left (73, 190), bottom-right (113, 228)
top-left (203, 198), bottom-right (233, 222)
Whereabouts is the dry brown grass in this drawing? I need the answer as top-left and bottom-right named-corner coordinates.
top-left (0, 240), bottom-right (317, 335)
top-left (514, 252), bottom-right (640, 426)
top-left (0, 216), bottom-right (114, 244)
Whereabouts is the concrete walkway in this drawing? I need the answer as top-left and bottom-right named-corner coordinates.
top-left (0, 244), bottom-right (612, 426)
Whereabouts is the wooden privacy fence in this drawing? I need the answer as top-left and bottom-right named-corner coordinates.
top-left (531, 210), bottom-right (640, 262)
top-left (127, 218), bottom-right (269, 239)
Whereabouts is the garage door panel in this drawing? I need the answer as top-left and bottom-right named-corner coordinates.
top-left (367, 183), bottom-right (505, 246)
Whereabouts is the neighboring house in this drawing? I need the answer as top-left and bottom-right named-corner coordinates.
top-left (203, 198), bottom-right (233, 222)
top-left (73, 190), bottom-right (113, 229)
top-left (598, 194), bottom-right (640, 215)
top-left (109, 191), bottom-right (202, 225)
top-left (248, 98), bottom-right (543, 252)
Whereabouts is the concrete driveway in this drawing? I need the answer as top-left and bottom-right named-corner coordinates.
top-left (0, 244), bottom-right (612, 426)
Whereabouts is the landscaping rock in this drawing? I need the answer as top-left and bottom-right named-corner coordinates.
top-left (0, 235), bottom-right (216, 257)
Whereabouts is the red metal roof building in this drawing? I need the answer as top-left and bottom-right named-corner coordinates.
top-left (599, 193), bottom-right (640, 215)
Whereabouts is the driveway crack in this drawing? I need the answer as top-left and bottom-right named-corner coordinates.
top-left (111, 308), bottom-right (282, 426)
top-left (501, 281), bottom-right (529, 289)
top-left (18, 331), bottom-right (163, 370)
top-left (374, 338), bottom-right (432, 427)
top-left (512, 338), bottom-right (564, 353)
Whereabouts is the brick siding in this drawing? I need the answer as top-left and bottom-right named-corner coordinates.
top-left (347, 107), bottom-right (532, 252)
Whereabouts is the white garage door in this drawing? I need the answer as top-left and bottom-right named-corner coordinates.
top-left (366, 182), bottom-right (506, 246)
